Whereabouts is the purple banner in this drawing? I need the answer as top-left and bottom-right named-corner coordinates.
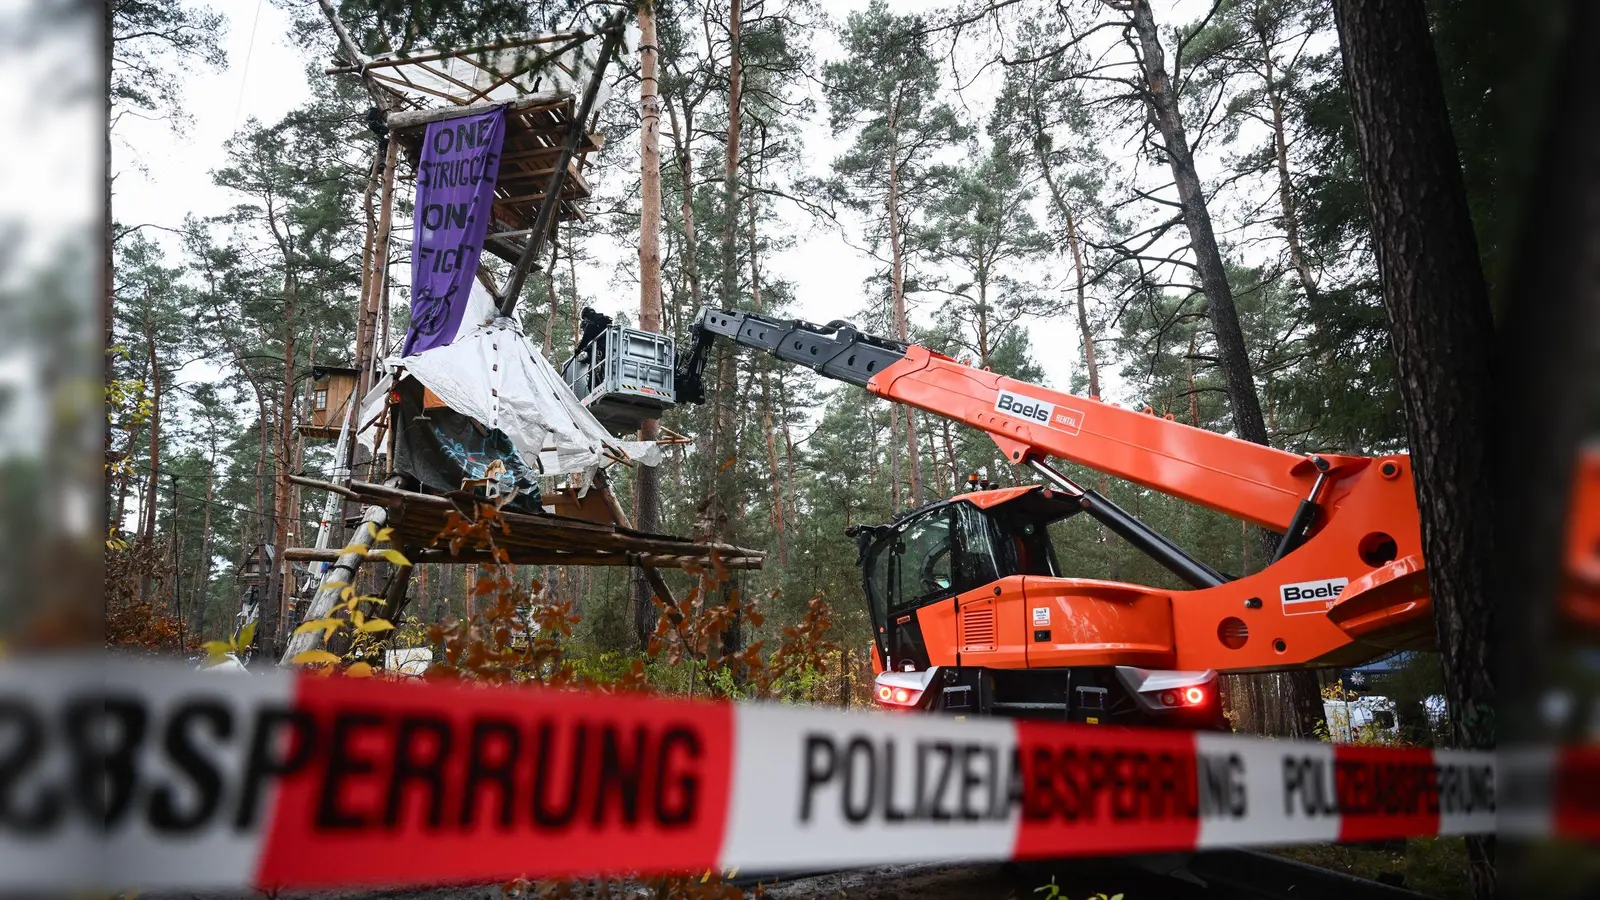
top-left (403, 107), bottom-right (506, 355)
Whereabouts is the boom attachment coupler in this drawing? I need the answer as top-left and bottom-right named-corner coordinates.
top-left (676, 307), bottom-right (907, 404)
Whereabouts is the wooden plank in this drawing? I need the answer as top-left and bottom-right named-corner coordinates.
top-left (387, 91), bottom-right (573, 131)
top-left (279, 546), bottom-right (760, 569)
top-left (329, 479), bottom-right (765, 562)
top-left (325, 31), bottom-right (594, 75)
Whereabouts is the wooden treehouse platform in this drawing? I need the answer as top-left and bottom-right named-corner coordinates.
top-left (338, 31), bottom-right (611, 266)
top-left (287, 478), bottom-right (764, 571)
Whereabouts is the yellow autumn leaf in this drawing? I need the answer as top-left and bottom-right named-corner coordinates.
top-left (237, 621), bottom-right (257, 648)
top-left (351, 610), bottom-right (366, 629)
top-left (357, 618), bottom-right (395, 633)
top-left (202, 640), bottom-right (232, 659)
top-left (337, 542), bottom-right (366, 557)
top-left (340, 585), bottom-right (355, 601)
top-left (294, 618), bottom-right (343, 636)
top-left (291, 650), bottom-right (341, 666)
top-left (345, 662), bottom-right (374, 678)
top-left (375, 548), bottom-right (412, 567)
top-left (374, 526), bottom-right (394, 542)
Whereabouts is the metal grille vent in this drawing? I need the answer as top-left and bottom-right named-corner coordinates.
top-left (961, 606), bottom-right (997, 652)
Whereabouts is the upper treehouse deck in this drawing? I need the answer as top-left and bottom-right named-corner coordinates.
top-left (331, 31), bottom-right (611, 265)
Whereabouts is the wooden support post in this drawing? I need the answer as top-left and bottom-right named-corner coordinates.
top-left (349, 139), bottom-right (399, 483)
top-left (593, 471), bottom-right (678, 612)
top-left (386, 92), bottom-right (572, 131)
top-left (280, 499), bottom-right (390, 665)
top-left (498, 17), bottom-right (626, 316)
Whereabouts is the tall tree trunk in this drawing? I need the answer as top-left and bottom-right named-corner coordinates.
top-left (543, 241), bottom-right (559, 356)
top-left (664, 95), bottom-right (700, 311)
top-left (254, 397), bottom-right (268, 549)
top-left (976, 279), bottom-right (991, 369)
top-left (1259, 34), bottom-right (1319, 309)
top-left (103, 0), bottom-right (116, 524)
top-left (715, 0), bottom-right (745, 663)
top-left (1065, 212), bottom-right (1101, 399)
top-left (262, 284), bottom-right (297, 662)
top-left (1027, 77), bottom-right (1102, 401)
top-left (138, 323), bottom-right (161, 607)
top-left (886, 404), bottom-right (901, 509)
top-left (885, 115), bottom-right (923, 505)
top-left (1186, 333), bottom-right (1202, 426)
top-left (778, 370), bottom-right (799, 541)
top-left (194, 464), bottom-right (214, 638)
top-left (1128, 0), bottom-right (1268, 448)
top-left (749, 196), bottom-right (787, 567)
top-left (721, 0), bottom-right (743, 309)
top-left (1333, 2), bottom-right (1497, 893)
top-left (941, 418), bottom-right (959, 489)
top-left (1129, 0), bottom-right (1320, 739)
top-left (1491, 6), bottom-right (1600, 894)
top-left (633, 0), bottom-right (665, 651)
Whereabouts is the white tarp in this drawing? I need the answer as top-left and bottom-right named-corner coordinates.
top-left (360, 296), bottom-right (661, 491)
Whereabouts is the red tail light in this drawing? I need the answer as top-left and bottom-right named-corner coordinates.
top-left (1184, 686), bottom-right (1206, 705)
top-left (874, 682), bottom-right (924, 708)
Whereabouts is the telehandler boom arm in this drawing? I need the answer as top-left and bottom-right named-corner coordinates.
top-left (677, 307), bottom-right (1431, 671)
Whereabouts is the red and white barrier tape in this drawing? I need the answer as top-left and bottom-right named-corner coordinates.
top-left (0, 657), bottom-right (1587, 891)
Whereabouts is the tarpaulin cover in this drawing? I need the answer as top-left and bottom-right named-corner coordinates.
top-left (404, 107), bottom-right (505, 355)
top-left (390, 378), bottom-right (544, 514)
top-left (381, 315), bottom-right (661, 493)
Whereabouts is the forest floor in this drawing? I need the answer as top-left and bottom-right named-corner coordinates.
top-left (144, 848), bottom-right (1471, 900)
top-left (1272, 838), bottom-right (1470, 899)
top-left (757, 859), bottom-right (1210, 900)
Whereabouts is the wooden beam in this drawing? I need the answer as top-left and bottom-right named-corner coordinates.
top-left (386, 91), bottom-right (572, 131)
top-left (280, 547), bottom-right (763, 570)
top-left (315, 0), bottom-right (389, 109)
top-left (325, 31), bottom-right (594, 75)
top-left (594, 473), bottom-right (680, 609)
top-left (497, 17), bottom-right (625, 317)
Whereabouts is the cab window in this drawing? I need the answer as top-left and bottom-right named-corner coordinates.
top-left (865, 539), bottom-right (891, 631)
top-left (1010, 519), bottom-right (1061, 576)
top-left (893, 511), bottom-right (953, 610)
top-left (951, 503), bottom-right (1002, 589)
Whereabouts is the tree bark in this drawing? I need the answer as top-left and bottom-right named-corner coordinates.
top-left (1066, 212), bottom-right (1101, 399)
top-left (633, 0), bottom-right (665, 651)
top-left (1259, 26), bottom-right (1320, 309)
top-left (137, 322), bottom-right (161, 607)
top-left (716, 0), bottom-right (745, 664)
top-left (1333, 1), bottom-right (1498, 894)
top-left (194, 465), bottom-right (214, 637)
top-left (1128, 0), bottom-right (1268, 447)
top-left (1490, 5), bottom-right (1600, 894)
top-left (721, 0), bottom-right (743, 309)
top-left (885, 107), bottom-right (923, 505)
top-left (1129, 0), bottom-right (1321, 739)
top-left (263, 270), bottom-right (298, 662)
top-left (749, 196), bottom-right (788, 567)
top-left (664, 94), bottom-right (700, 310)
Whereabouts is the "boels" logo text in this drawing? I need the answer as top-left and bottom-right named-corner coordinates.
top-left (1279, 577), bottom-right (1348, 614)
top-left (994, 390), bottom-right (1053, 425)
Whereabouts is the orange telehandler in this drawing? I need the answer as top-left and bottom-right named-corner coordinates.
top-left (675, 307), bottom-right (1588, 726)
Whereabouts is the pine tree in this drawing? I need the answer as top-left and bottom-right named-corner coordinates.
top-left (825, 0), bottom-right (968, 510)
